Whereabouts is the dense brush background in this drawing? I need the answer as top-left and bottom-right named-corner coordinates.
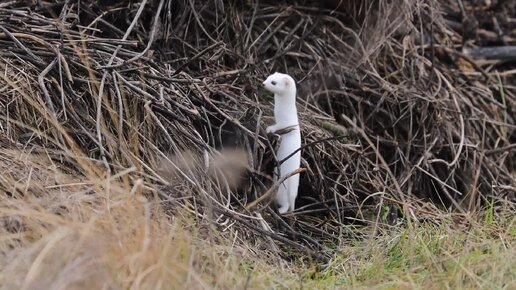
top-left (0, 0), bottom-right (515, 289)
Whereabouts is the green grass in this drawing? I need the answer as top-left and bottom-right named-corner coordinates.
top-left (305, 216), bottom-right (516, 289)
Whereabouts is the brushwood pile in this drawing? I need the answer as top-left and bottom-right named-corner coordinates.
top-left (0, 0), bottom-right (514, 260)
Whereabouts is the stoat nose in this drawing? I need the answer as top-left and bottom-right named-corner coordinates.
top-left (262, 81), bottom-right (266, 87)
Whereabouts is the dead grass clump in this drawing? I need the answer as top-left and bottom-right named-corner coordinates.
top-left (0, 147), bottom-right (292, 289)
top-left (0, 0), bottom-right (514, 267)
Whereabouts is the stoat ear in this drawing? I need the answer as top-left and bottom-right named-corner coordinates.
top-left (283, 77), bottom-right (290, 86)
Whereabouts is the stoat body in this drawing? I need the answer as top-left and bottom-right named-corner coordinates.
top-left (262, 72), bottom-right (301, 214)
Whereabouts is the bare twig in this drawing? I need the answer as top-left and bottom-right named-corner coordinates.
top-left (245, 167), bottom-right (306, 211)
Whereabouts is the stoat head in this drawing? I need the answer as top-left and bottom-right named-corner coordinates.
top-left (262, 72), bottom-right (296, 96)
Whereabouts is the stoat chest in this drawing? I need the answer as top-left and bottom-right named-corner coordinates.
top-left (274, 95), bottom-right (298, 127)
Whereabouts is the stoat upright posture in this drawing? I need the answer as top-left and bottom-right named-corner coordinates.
top-left (262, 72), bottom-right (302, 214)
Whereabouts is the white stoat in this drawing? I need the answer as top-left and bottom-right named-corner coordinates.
top-left (263, 72), bottom-right (302, 214)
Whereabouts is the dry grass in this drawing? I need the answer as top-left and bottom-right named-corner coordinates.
top-left (0, 148), bottom-right (288, 289)
top-left (0, 0), bottom-right (515, 288)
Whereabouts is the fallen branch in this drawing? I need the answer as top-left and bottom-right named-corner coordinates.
top-left (464, 46), bottom-right (516, 61)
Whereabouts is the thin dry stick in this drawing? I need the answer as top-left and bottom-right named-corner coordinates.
top-left (245, 167), bottom-right (306, 211)
top-left (278, 135), bottom-right (349, 165)
top-left (37, 57), bottom-right (58, 115)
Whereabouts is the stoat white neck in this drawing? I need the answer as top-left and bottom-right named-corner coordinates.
top-left (274, 90), bottom-right (298, 128)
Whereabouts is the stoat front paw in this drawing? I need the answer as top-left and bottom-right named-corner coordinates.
top-left (266, 125), bottom-right (277, 134)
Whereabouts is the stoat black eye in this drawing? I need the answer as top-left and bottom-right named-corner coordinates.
top-left (271, 81), bottom-right (277, 85)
